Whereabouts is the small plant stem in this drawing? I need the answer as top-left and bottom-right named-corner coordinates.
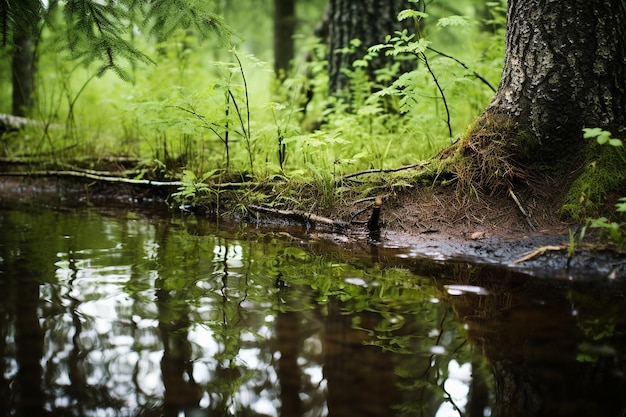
top-left (420, 52), bottom-right (452, 137)
top-left (224, 87), bottom-right (230, 169)
top-left (426, 46), bottom-right (496, 92)
top-left (233, 52), bottom-right (253, 172)
top-left (171, 105), bottom-right (227, 166)
top-left (64, 71), bottom-right (99, 139)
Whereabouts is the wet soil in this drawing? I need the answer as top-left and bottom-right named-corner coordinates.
top-left (0, 175), bottom-right (624, 280)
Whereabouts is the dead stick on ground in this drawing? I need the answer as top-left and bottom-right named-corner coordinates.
top-left (0, 170), bottom-right (254, 189)
top-left (508, 186), bottom-right (537, 231)
top-left (342, 162), bottom-right (429, 180)
top-left (511, 244), bottom-right (567, 265)
top-left (248, 205), bottom-right (348, 231)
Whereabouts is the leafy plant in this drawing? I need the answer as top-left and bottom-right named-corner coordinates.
top-left (581, 128), bottom-right (626, 247)
top-left (1, 1), bottom-right (508, 211)
top-left (172, 169), bottom-right (216, 207)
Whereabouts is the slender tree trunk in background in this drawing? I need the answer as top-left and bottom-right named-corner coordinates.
top-left (273, 0), bottom-right (296, 78)
top-left (486, 0), bottom-right (626, 161)
top-left (11, 31), bottom-right (35, 117)
top-left (327, 0), bottom-right (419, 95)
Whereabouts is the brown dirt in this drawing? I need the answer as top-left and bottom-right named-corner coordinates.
top-left (336, 182), bottom-right (573, 241)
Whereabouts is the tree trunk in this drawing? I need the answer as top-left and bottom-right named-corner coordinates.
top-left (273, 0), bottom-right (296, 78)
top-left (327, 0), bottom-right (419, 95)
top-left (11, 31), bottom-right (35, 117)
top-left (455, 0), bottom-right (626, 204)
top-left (487, 0), bottom-right (626, 160)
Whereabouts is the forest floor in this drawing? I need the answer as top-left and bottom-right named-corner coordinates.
top-left (0, 171), bottom-right (624, 280)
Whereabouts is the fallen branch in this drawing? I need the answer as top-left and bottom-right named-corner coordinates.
top-left (0, 156), bottom-right (145, 165)
top-left (248, 204), bottom-right (348, 231)
top-left (342, 162), bottom-right (429, 180)
top-left (0, 114), bottom-right (30, 131)
top-left (0, 170), bottom-right (183, 187)
top-left (0, 170), bottom-right (256, 189)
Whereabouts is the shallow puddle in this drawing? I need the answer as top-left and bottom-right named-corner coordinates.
top-left (0, 207), bottom-right (625, 416)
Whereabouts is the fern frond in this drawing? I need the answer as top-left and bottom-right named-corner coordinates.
top-left (3, 0), bottom-right (235, 81)
top-left (144, 0), bottom-right (235, 46)
top-left (0, 0), bottom-right (43, 46)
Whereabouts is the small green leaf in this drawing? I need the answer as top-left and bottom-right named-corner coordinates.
top-left (397, 10), bottom-right (428, 21)
top-left (437, 16), bottom-right (469, 27)
top-left (582, 127), bottom-right (605, 138)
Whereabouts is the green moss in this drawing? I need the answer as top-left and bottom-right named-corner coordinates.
top-left (561, 144), bottom-right (626, 220)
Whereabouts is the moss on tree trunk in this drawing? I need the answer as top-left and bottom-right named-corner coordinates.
top-left (452, 0), bottom-right (626, 216)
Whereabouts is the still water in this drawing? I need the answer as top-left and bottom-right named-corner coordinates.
top-left (0, 207), bottom-right (625, 417)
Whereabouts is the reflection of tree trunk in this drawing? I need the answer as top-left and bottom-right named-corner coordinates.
top-left (467, 358), bottom-right (489, 417)
top-left (450, 270), bottom-right (626, 417)
top-left (322, 298), bottom-right (401, 417)
top-left (275, 310), bottom-right (303, 417)
top-left (0, 278), bottom-right (10, 413)
top-left (15, 261), bottom-right (45, 415)
top-left (157, 287), bottom-right (201, 415)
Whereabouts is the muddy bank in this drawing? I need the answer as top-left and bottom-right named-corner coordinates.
top-left (0, 175), bottom-right (624, 281)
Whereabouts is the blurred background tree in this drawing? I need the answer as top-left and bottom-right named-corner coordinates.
top-left (0, 0), bottom-right (233, 116)
top-left (326, 0), bottom-right (421, 95)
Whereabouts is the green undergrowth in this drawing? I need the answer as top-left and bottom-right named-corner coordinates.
top-left (563, 129), bottom-right (626, 248)
top-left (1, 2), bottom-right (505, 214)
top-left (562, 129), bottom-right (626, 221)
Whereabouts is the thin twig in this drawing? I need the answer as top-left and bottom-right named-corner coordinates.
top-left (421, 52), bottom-right (452, 137)
top-left (233, 52), bottom-right (253, 171)
top-left (508, 186), bottom-right (537, 231)
top-left (427, 46), bottom-right (497, 92)
top-left (511, 245), bottom-right (567, 265)
top-left (342, 162), bottom-right (429, 180)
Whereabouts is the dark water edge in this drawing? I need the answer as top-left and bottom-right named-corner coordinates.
top-left (0, 175), bottom-right (624, 282)
top-left (0, 183), bottom-right (625, 416)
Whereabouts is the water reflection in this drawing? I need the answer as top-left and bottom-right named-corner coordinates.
top-left (0, 208), bottom-right (624, 416)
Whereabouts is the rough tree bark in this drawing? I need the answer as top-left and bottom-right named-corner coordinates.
top-left (458, 0), bottom-right (626, 200)
top-left (482, 0), bottom-right (626, 161)
top-left (327, 0), bottom-right (419, 95)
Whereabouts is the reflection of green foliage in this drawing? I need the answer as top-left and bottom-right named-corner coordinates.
top-left (1, 209), bottom-right (491, 415)
top-left (569, 289), bottom-right (621, 364)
